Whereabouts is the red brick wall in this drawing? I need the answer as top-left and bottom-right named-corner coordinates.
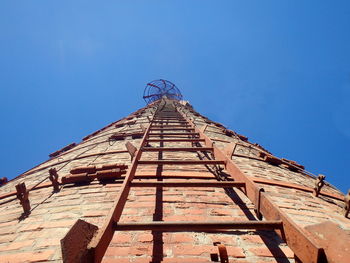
top-left (0, 100), bottom-right (348, 262)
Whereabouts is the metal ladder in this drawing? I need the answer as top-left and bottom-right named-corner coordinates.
top-left (63, 99), bottom-right (323, 263)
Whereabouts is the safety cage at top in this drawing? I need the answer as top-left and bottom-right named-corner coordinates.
top-left (143, 79), bottom-right (183, 104)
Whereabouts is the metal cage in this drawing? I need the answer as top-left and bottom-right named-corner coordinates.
top-left (143, 79), bottom-right (183, 104)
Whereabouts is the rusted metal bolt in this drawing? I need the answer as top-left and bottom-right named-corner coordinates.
top-left (16, 182), bottom-right (31, 215)
top-left (49, 168), bottom-right (60, 192)
top-left (344, 189), bottom-right (350, 218)
top-left (313, 174), bottom-right (325, 197)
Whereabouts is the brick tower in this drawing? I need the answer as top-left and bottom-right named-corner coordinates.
top-left (0, 80), bottom-right (349, 263)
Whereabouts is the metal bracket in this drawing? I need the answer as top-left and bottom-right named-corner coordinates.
top-left (313, 174), bottom-right (325, 197)
top-left (61, 219), bottom-right (98, 263)
top-left (109, 133), bottom-right (126, 141)
top-left (305, 221), bottom-right (350, 262)
top-left (62, 164), bottom-right (128, 184)
top-left (344, 189), bottom-right (350, 218)
top-left (213, 242), bottom-right (229, 263)
top-left (264, 155), bottom-right (283, 166)
top-left (254, 188), bottom-right (265, 220)
top-left (200, 124), bottom-right (208, 133)
top-left (140, 124), bottom-right (146, 133)
top-left (131, 132), bottom-right (143, 139)
top-left (49, 168), bottom-right (60, 192)
top-left (16, 182), bottom-right (31, 215)
top-left (125, 142), bottom-right (137, 161)
top-left (223, 143), bottom-right (236, 159)
top-left (126, 120), bottom-right (136, 127)
top-left (0, 177), bottom-right (8, 186)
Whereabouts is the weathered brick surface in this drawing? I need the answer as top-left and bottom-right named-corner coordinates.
top-left (0, 100), bottom-right (347, 262)
top-left (0, 106), bottom-right (149, 261)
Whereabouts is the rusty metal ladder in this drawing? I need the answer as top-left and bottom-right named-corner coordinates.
top-left (63, 99), bottom-right (325, 263)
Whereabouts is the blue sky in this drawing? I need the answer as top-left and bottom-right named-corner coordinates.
top-left (0, 1), bottom-right (349, 193)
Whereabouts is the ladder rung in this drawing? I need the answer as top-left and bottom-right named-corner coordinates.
top-left (141, 147), bottom-right (213, 152)
top-left (146, 138), bottom-right (204, 142)
top-left (152, 121), bottom-right (188, 124)
top-left (148, 132), bottom-right (199, 136)
top-left (137, 160), bottom-right (225, 165)
top-left (151, 125), bottom-right (192, 128)
top-left (154, 117), bottom-right (181, 119)
top-left (134, 175), bottom-right (215, 180)
top-left (114, 220), bottom-right (283, 231)
top-left (153, 118), bottom-right (184, 120)
top-left (150, 128), bottom-right (195, 131)
top-left (130, 181), bottom-right (245, 188)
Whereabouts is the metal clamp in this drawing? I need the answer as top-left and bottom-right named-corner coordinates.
top-left (16, 182), bottom-right (31, 215)
top-left (49, 168), bottom-right (60, 192)
top-left (344, 189), bottom-right (350, 218)
top-left (313, 174), bottom-right (325, 197)
top-left (254, 188), bottom-right (265, 220)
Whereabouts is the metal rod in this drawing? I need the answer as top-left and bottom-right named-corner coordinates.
top-left (150, 128), bottom-right (195, 131)
top-left (130, 181), bottom-right (245, 188)
top-left (133, 175), bottom-right (215, 180)
top-left (152, 120), bottom-right (188, 123)
top-left (141, 147), bottom-right (213, 152)
top-left (153, 118), bottom-right (185, 120)
top-left (137, 160), bottom-right (225, 165)
top-left (146, 138), bottom-right (205, 142)
top-left (114, 220), bottom-right (283, 231)
top-left (150, 125), bottom-right (192, 128)
top-left (148, 132), bottom-right (199, 136)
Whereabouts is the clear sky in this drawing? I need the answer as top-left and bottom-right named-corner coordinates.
top-left (1, 1), bottom-right (349, 193)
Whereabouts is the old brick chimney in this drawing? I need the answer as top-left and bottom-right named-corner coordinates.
top-left (0, 80), bottom-right (349, 263)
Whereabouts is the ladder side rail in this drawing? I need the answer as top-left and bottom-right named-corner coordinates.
top-left (84, 103), bottom-right (161, 263)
